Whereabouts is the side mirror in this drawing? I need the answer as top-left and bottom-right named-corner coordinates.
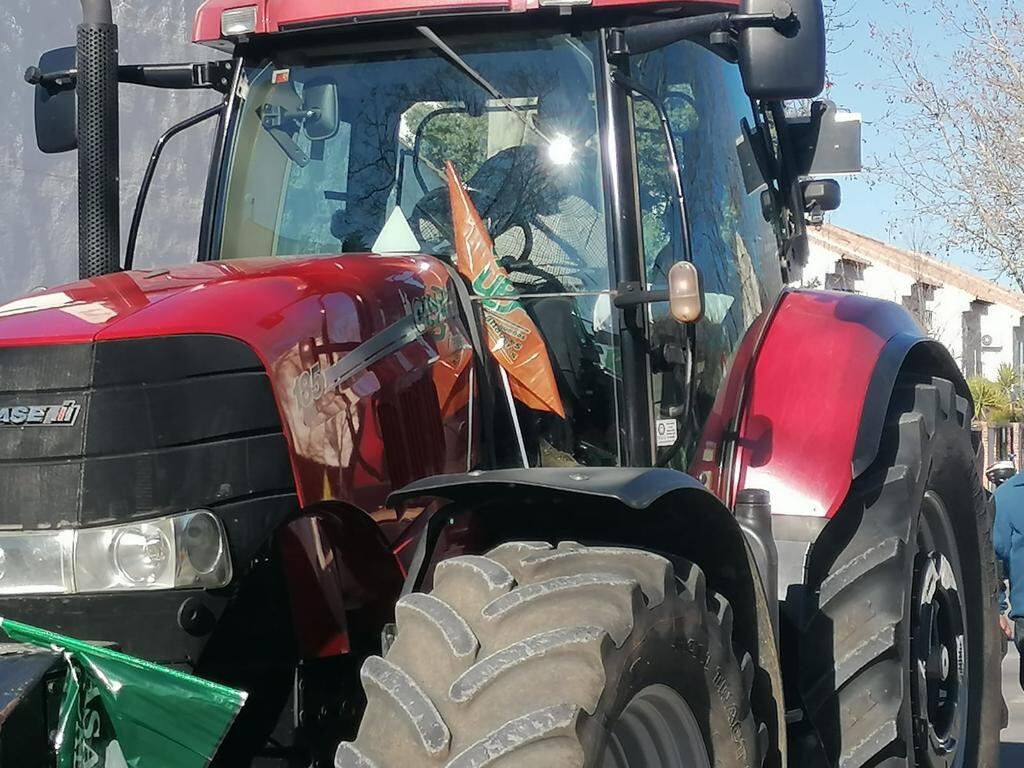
top-left (302, 79), bottom-right (339, 142)
top-left (802, 178), bottom-right (841, 224)
top-left (29, 47), bottom-right (78, 153)
top-left (738, 0), bottom-right (825, 100)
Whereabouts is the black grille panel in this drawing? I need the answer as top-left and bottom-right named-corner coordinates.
top-left (0, 335), bottom-right (294, 529)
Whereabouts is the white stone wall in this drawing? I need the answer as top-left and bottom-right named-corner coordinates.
top-left (980, 303), bottom-right (1021, 377)
top-left (800, 236), bottom-right (1024, 378)
top-left (857, 261), bottom-right (914, 307)
top-left (928, 283), bottom-right (972, 366)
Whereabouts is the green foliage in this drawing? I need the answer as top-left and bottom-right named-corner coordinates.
top-left (997, 363), bottom-right (1020, 397)
top-left (992, 364), bottom-right (1024, 423)
top-left (969, 375), bottom-right (1012, 423)
top-left (404, 103), bottom-right (488, 180)
top-left (633, 93), bottom-right (697, 263)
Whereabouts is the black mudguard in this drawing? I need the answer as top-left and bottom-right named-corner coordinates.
top-left (390, 467), bottom-right (789, 766)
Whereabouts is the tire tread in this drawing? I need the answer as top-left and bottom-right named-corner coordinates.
top-left (340, 543), bottom-right (761, 766)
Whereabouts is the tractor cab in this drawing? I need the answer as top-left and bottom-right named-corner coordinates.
top-left (25, 1), bottom-right (861, 485)
top-left (219, 30), bottom-right (621, 469)
top-left (200, 7), bottom-right (856, 475)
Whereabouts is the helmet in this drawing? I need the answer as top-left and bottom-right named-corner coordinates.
top-left (986, 460), bottom-right (1017, 487)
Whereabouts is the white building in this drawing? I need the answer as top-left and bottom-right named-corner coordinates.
top-left (799, 225), bottom-right (1024, 381)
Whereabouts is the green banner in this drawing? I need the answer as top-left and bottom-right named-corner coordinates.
top-left (1, 618), bottom-right (247, 768)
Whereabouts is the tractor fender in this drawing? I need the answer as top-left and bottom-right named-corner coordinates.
top-left (693, 289), bottom-right (968, 611)
top-left (694, 289), bottom-right (967, 521)
top-left (390, 467), bottom-right (787, 766)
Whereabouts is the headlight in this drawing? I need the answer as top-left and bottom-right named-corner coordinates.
top-left (0, 530), bottom-right (74, 595)
top-left (0, 510), bottom-right (232, 595)
top-left (112, 525), bottom-right (171, 584)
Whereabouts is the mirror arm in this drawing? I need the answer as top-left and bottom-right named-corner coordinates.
top-left (614, 282), bottom-right (670, 308)
top-left (768, 101), bottom-right (810, 268)
top-left (610, 5), bottom-right (798, 58)
top-left (118, 61), bottom-right (236, 93)
top-left (260, 104), bottom-right (320, 129)
top-left (24, 60), bottom-right (236, 95)
top-left (24, 66), bottom-right (76, 92)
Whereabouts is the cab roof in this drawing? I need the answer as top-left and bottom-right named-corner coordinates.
top-left (193, 0), bottom-right (740, 48)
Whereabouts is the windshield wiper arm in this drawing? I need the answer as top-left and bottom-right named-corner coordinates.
top-left (416, 26), bottom-right (550, 145)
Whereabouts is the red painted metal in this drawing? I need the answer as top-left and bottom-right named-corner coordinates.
top-left (690, 290), bottom-right (924, 519)
top-left (279, 509), bottom-right (405, 659)
top-left (0, 256), bottom-right (475, 520)
top-left (193, 0), bottom-right (738, 44)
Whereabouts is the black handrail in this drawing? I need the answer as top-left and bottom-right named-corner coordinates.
top-left (124, 104), bottom-right (224, 270)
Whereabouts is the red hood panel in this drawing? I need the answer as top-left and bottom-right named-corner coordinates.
top-left (0, 254), bottom-right (476, 515)
top-left (0, 256), bottom-right (388, 358)
top-left (0, 259), bottom-right (288, 347)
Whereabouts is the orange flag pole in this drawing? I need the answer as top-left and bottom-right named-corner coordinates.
top-left (445, 161), bottom-right (566, 419)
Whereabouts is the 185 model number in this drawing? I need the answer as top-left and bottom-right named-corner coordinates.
top-left (294, 362), bottom-right (328, 409)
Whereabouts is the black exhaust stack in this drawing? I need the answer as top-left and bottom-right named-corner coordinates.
top-left (77, 0), bottom-right (120, 278)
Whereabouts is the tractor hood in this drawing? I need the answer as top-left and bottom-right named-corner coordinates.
top-left (0, 255), bottom-right (444, 368)
top-left (0, 253), bottom-right (469, 521)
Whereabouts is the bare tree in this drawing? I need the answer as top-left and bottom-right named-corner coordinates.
top-left (873, 1), bottom-right (1024, 290)
top-left (785, 0), bottom-right (857, 117)
top-left (823, 0), bottom-right (857, 61)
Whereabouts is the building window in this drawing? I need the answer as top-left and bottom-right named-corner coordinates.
top-left (902, 282), bottom-right (936, 333)
top-left (825, 258), bottom-right (864, 292)
top-left (962, 300), bottom-right (990, 378)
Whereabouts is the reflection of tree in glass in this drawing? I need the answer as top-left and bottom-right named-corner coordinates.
top-left (634, 90), bottom-right (696, 263)
top-left (404, 103), bottom-right (488, 181)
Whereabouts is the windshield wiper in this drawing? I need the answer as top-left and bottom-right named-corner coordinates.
top-left (415, 26), bottom-right (551, 145)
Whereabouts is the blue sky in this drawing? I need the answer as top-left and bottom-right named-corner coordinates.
top-left (822, 2), bottom-right (974, 267)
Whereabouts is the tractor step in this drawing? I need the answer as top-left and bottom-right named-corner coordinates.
top-left (0, 643), bottom-right (63, 767)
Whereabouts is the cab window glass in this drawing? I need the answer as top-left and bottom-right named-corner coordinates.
top-left (632, 40), bottom-right (783, 466)
top-left (219, 34), bottom-right (620, 469)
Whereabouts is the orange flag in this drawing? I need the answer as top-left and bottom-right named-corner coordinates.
top-left (445, 162), bottom-right (566, 418)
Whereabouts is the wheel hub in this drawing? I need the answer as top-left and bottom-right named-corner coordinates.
top-left (603, 684), bottom-right (712, 768)
top-left (911, 501), bottom-right (968, 768)
top-left (926, 643), bottom-right (950, 683)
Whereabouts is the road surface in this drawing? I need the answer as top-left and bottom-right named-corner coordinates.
top-left (1004, 644), bottom-right (1024, 765)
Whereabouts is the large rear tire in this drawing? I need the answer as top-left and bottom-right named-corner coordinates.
top-left (335, 542), bottom-right (765, 767)
top-left (798, 377), bottom-right (1002, 767)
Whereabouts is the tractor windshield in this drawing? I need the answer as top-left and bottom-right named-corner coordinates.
top-left (216, 31), bottom-right (620, 466)
top-left (217, 32), bottom-right (606, 283)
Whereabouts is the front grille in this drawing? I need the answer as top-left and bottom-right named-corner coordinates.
top-left (0, 335), bottom-right (294, 529)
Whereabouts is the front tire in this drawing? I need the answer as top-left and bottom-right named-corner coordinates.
top-left (336, 542), bottom-right (765, 767)
top-left (798, 377), bottom-right (1002, 767)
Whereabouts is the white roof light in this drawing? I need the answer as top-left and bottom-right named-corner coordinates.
top-left (221, 6), bottom-right (258, 37)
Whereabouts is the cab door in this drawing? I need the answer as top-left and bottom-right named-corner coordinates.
top-left (629, 39), bottom-right (784, 470)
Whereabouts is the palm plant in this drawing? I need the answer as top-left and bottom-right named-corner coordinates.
top-left (995, 364), bottom-right (1023, 422)
top-left (968, 375), bottom-right (1011, 422)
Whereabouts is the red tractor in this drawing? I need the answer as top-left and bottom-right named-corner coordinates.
top-left (6, 0), bottom-right (1003, 765)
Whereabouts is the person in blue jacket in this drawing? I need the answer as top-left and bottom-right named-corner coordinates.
top-left (992, 460), bottom-right (1023, 658)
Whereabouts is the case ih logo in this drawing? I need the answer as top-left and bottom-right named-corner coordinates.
top-left (0, 400), bottom-right (81, 427)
